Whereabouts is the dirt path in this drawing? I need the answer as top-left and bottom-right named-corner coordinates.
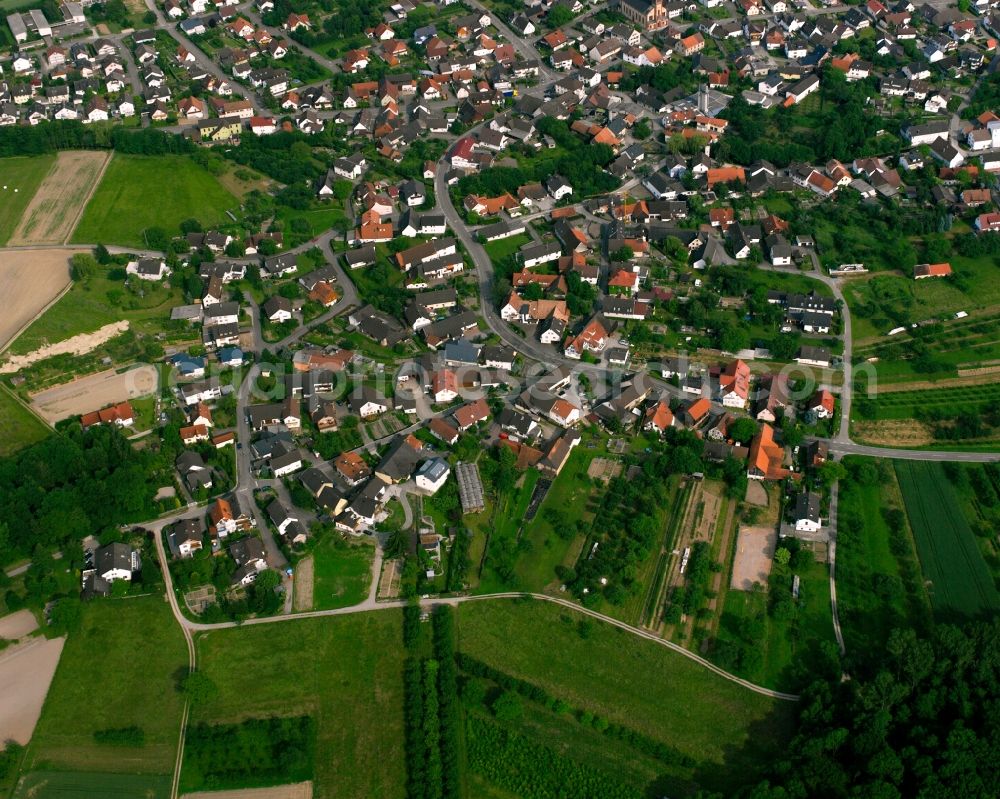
top-left (7, 151), bottom-right (111, 246)
top-left (874, 371), bottom-right (1000, 393)
top-left (0, 609), bottom-right (38, 639)
top-left (0, 321), bottom-right (130, 373)
top-left (180, 782), bottom-right (313, 799)
top-left (293, 555), bottom-right (314, 612)
top-left (0, 248), bottom-right (78, 352)
top-left (0, 636), bottom-right (65, 745)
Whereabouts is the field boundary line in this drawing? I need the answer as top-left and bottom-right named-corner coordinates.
top-left (63, 151), bottom-right (113, 245)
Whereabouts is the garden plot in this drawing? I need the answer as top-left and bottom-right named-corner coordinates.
top-left (7, 151), bottom-right (110, 246)
top-left (586, 457), bottom-right (622, 483)
top-left (0, 248), bottom-right (77, 352)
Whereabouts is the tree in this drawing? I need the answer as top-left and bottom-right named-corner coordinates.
top-left (728, 417), bottom-right (757, 444)
top-left (182, 672), bottom-right (218, 704)
top-left (492, 691), bottom-right (523, 723)
top-left (546, 4), bottom-right (575, 28)
top-left (610, 246), bottom-right (634, 262)
top-left (774, 546), bottom-right (791, 566)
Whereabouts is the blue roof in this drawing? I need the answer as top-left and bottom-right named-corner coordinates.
top-left (218, 347), bottom-right (244, 363)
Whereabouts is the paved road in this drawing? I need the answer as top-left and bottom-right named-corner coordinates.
top-left (467, 0), bottom-right (555, 81)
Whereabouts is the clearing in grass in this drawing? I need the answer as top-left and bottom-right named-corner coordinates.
top-left (894, 459), bottom-right (1000, 619)
top-left (72, 154), bottom-right (239, 248)
top-left (0, 154), bottom-right (56, 245)
top-left (191, 612), bottom-right (406, 799)
top-left (22, 596), bottom-right (188, 776)
top-left (456, 597), bottom-right (795, 795)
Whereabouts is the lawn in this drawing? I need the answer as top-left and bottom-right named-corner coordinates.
top-left (894, 460), bottom-right (1000, 619)
top-left (482, 233), bottom-right (532, 265)
top-left (72, 154), bottom-right (239, 247)
top-left (22, 596), bottom-right (188, 776)
top-left (191, 612), bottom-right (406, 799)
top-left (456, 598), bottom-right (795, 795)
top-left (8, 267), bottom-right (185, 356)
top-left (310, 536), bottom-right (374, 610)
top-left (0, 154), bottom-right (55, 245)
top-left (11, 770), bottom-right (172, 799)
top-left (0, 385), bottom-right (51, 457)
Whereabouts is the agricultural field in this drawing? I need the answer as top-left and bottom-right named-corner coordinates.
top-left (0, 248), bottom-right (77, 353)
top-left (21, 596), bottom-right (188, 777)
top-left (457, 598), bottom-right (795, 796)
top-left (8, 152), bottom-right (110, 246)
top-left (835, 459), bottom-right (931, 658)
top-left (0, 385), bottom-right (51, 457)
top-left (852, 381), bottom-right (1000, 449)
top-left (12, 770), bottom-right (172, 799)
top-left (894, 460), bottom-right (1000, 619)
top-left (309, 537), bottom-right (374, 611)
top-left (944, 463), bottom-right (1000, 592)
top-left (72, 155), bottom-right (239, 248)
top-left (191, 612), bottom-right (406, 799)
top-left (0, 154), bottom-right (56, 245)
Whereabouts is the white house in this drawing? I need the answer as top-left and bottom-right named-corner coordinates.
top-left (794, 492), bottom-right (822, 533)
top-left (415, 458), bottom-right (450, 494)
top-left (126, 257), bottom-right (170, 281)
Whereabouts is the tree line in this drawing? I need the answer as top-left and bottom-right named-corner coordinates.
top-left (0, 123), bottom-right (194, 158)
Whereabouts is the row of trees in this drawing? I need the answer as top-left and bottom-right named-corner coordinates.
top-left (0, 123), bottom-right (193, 158)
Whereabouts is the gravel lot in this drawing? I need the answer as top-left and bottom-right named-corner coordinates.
top-left (29, 364), bottom-right (158, 424)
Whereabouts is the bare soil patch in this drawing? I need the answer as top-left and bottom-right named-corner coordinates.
top-left (1, 321), bottom-right (130, 373)
top-left (0, 636), bottom-right (65, 745)
top-left (293, 555), bottom-right (314, 612)
top-left (29, 365), bottom-right (158, 424)
top-left (731, 525), bottom-right (776, 591)
top-left (744, 480), bottom-right (768, 507)
top-left (0, 248), bottom-right (77, 352)
top-left (8, 151), bottom-right (111, 246)
top-left (181, 783), bottom-right (313, 799)
top-left (0, 609), bottom-right (39, 640)
top-left (587, 457), bottom-right (622, 484)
